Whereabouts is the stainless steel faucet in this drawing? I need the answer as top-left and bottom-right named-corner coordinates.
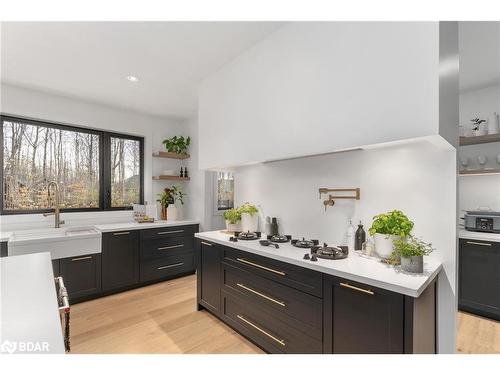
top-left (43, 181), bottom-right (65, 228)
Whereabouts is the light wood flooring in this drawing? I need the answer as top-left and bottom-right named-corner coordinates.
top-left (70, 274), bottom-right (499, 354)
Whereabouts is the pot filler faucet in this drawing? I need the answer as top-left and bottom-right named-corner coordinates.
top-left (43, 181), bottom-right (65, 228)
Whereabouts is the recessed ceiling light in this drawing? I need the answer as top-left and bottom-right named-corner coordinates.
top-left (127, 75), bottom-right (139, 82)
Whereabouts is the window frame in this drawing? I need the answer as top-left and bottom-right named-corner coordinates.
top-left (0, 114), bottom-right (144, 215)
top-left (212, 171), bottom-right (235, 217)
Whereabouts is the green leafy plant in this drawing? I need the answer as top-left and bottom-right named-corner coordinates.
top-left (162, 136), bottom-right (191, 155)
top-left (239, 202), bottom-right (258, 216)
top-left (368, 210), bottom-right (414, 237)
top-left (392, 235), bottom-right (434, 258)
top-left (223, 208), bottom-right (241, 224)
top-left (157, 185), bottom-right (186, 207)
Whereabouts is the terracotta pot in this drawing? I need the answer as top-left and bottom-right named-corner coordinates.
top-left (161, 205), bottom-right (168, 220)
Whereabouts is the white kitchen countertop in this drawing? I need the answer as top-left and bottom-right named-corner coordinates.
top-left (0, 231), bottom-right (12, 242)
top-left (95, 219), bottom-right (199, 233)
top-left (458, 229), bottom-right (500, 242)
top-left (0, 252), bottom-right (65, 354)
top-left (195, 231), bottom-right (442, 298)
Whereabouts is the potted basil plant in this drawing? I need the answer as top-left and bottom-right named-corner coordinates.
top-left (391, 236), bottom-right (434, 273)
top-left (239, 202), bottom-right (259, 232)
top-left (368, 210), bottom-right (414, 259)
top-left (223, 208), bottom-right (241, 233)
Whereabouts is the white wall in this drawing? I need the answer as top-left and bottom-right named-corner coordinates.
top-left (199, 22), bottom-right (442, 169)
top-left (458, 84), bottom-right (500, 213)
top-left (234, 139), bottom-right (457, 353)
top-left (0, 84), bottom-right (202, 230)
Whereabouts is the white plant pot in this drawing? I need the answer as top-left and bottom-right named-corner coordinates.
top-left (241, 213), bottom-right (258, 232)
top-left (225, 220), bottom-right (241, 233)
top-left (473, 123), bottom-right (488, 136)
top-left (374, 233), bottom-right (400, 259)
top-left (488, 112), bottom-right (500, 135)
top-left (167, 204), bottom-right (178, 221)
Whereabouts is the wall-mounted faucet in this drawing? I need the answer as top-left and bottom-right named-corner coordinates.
top-left (43, 181), bottom-right (65, 228)
top-left (318, 188), bottom-right (360, 211)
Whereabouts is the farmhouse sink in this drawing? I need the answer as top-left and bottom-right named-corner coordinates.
top-left (8, 226), bottom-right (102, 260)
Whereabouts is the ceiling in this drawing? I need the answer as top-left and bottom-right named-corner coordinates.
top-left (459, 21), bottom-right (500, 92)
top-left (1, 22), bottom-right (283, 119)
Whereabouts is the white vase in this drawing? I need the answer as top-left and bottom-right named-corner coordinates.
top-left (488, 112), bottom-right (499, 135)
top-left (374, 233), bottom-right (400, 259)
top-left (226, 220), bottom-right (241, 233)
top-left (167, 205), bottom-right (178, 221)
top-left (473, 123), bottom-right (488, 136)
top-left (241, 213), bottom-right (259, 232)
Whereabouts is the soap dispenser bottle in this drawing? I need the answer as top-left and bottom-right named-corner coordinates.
top-left (355, 221), bottom-right (366, 250)
top-left (347, 220), bottom-right (355, 251)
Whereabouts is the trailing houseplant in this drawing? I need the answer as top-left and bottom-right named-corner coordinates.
top-left (391, 235), bottom-right (434, 273)
top-left (162, 136), bottom-right (191, 155)
top-left (157, 185), bottom-right (186, 220)
top-left (223, 208), bottom-right (241, 232)
top-left (239, 202), bottom-right (259, 232)
top-left (368, 210), bottom-right (414, 259)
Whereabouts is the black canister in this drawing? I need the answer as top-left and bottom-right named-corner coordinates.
top-left (270, 217), bottom-right (279, 236)
top-left (355, 222), bottom-right (366, 251)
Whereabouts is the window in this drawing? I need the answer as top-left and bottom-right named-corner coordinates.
top-left (215, 171), bottom-right (234, 211)
top-left (1, 115), bottom-right (143, 214)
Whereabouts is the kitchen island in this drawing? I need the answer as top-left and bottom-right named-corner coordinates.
top-left (195, 231), bottom-right (442, 354)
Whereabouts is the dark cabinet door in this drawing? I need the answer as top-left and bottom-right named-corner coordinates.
top-left (198, 240), bottom-right (221, 313)
top-left (59, 254), bottom-right (101, 301)
top-left (325, 276), bottom-right (404, 354)
top-left (102, 231), bottom-right (140, 291)
top-left (459, 239), bottom-right (500, 319)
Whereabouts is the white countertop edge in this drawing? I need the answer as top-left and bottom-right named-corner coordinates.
top-left (458, 229), bottom-right (500, 242)
top-left (195, 232), bottom-right (442, 298)
top-left (94, 219), bottom-right (200, 233)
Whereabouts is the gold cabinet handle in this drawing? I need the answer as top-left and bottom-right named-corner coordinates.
top-left (236, 258), bottom-right (286, 276)
top-left (157, 262), bottom-right (184, 270)
top-left (237, 315), bottom-right (285, 346)
top-left (466, 241), bottom-right (492, 247)
top-left (113, 231), bottom-right (130, 236)
top-left (340, 282), bottom-right (374, 295)
top-left (236, 283), bottom-right (286, 307)
top-left (201, 241), bottom-right (213, 247)
top-left (157, 244), bottom-right (184, 250)
top-left (71, 256), bottom-right (92, 262)
top-left (157, 230), bottom-right (184, 235)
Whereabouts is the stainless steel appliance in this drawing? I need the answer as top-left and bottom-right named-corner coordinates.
top-left (464, 211), bottom-right (500, 233)
top-left (55, 276), bottom-right (71, 352)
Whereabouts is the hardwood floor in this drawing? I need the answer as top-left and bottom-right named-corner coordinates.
top-left (70, 275), bottom-right (263, 354)
top-left (70, 274), bottom-right (499, 354)
top-left (457, 311), bottom-right (500, 354)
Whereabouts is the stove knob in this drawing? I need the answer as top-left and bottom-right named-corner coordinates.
top-left (303, 253), bottom-right (310, 260)
top-left (310, 254), bottom-right (318, 262)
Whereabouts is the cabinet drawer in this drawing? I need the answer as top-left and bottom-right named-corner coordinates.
top-left (140, 225), bottom-right (197, 241)
top-left (222, 262), bottom-right (322, 340)
top-left (222, 247), bottom-right (322, 297)
top-left (140, 253), bottom-right (195, 282)
top-left (59, 253), bottom-right (102, 301)
top-left (221, 290), bottom-right (322, 354)
top-left (141, 237), bottom-right (194, 260)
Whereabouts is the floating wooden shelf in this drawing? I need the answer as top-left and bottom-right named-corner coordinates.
top-left (153, 175), bottom-right (190, 181)
top-left (152, 151), bottom-right (190, 160)
top-left (459, 133), bottom-right (500, 146)
top-left (459, 168), bottom-right (500, 176)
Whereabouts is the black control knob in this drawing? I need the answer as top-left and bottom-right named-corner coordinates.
top-left (303, 253), bottom-right (310, 260)
top-left (310, 254), bottom-right (318, 262)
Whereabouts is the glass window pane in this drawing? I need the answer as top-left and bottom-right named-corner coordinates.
top-left (217, 172), bottom-right (234, 211)
top-left (110, 137), bottom-right (141, 207)
top-left (2, 119), bottom-right (100, 211)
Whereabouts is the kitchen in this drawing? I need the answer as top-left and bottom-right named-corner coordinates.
top-left (0, 15), bottom-right (498, 367)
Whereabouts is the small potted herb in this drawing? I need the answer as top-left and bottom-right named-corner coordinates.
top-left (368, 210), bottom-right (414, 259)
top-left (239, 202), bottom-right (259, 232)
top-left (471, 118), bottom-right (487, 136)
top-left (162, 136), bottom-right (191, 155)
top-left (391, 236), bottom-right (434, 273)
top-left (223, 208), bottom-right (241, 233)
top-left (157, 185), bottom-right (186, 221)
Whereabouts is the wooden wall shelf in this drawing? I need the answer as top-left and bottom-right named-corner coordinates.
top-left (459, 168), bottom-right (500, 176)
top-left (459, 134), bottom-right (500, 146)
top-left (153, 175), bottom-right (190, 181)
top-left (153, 151), bottom-right (190, 160)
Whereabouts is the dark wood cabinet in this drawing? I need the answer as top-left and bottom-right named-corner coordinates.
top-left (102, 230), bottom-right (140, 291)
top-left (0, 241), bottom-right (7, 257)
top-left (197, 239), bottom-right (221, 314)
top-left (459, 239), bottom-right (500, 320)
top-left (59, 253), bottom-right (102, 302)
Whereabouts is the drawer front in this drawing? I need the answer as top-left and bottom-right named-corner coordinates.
top-left (221, 290), bottom-right (322, 354)
top-left (222, 247), bottom-right (323, 297)
top-left (141, 237), bottom-right (194, 260)
top-left (140, 253), bottom-right (195, 282)
top-left (140, 225), bottom-right (197, 241)
top-left (222, 262), bottom-right (322, 340)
